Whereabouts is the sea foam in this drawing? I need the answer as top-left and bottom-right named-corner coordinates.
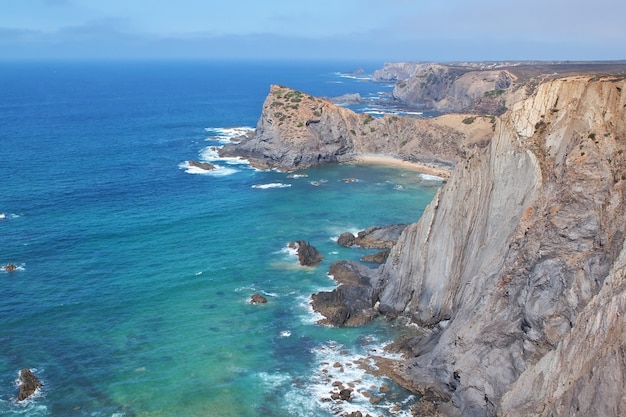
top-left (419, 173), bottom-right (445, 182)
top-left (278, 339), bottom-right (415, 417)
top-left (205, 126), bottom-right (254, 143)
top-left (179, 161), bottom-right (238, 177)
top-left (251, 183), bottom-right (291, 189)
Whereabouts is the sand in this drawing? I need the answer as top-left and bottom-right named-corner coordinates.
top-left (353, 154), bottom-right (452, 179)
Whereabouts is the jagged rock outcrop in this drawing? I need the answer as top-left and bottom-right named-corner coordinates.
top-left (289, 240), bottom-right (323, 266)
top-left (378, 75), bottom-right (626, 416)
top-left (219, 85), bottom-right (493, 171)
top-left (337, 224), bottom-right (408, 249)
top-left (17, 368), bottom-right (41, 401)
top-left (187, 160), bottom-right (216, 171)
top-left (311, 260), bottom-right (381, 326)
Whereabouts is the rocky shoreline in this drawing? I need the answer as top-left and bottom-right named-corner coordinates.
top-left (223, 65), bottom-right (626, 416)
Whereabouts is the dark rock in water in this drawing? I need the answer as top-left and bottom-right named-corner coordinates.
top-left (361, 249), bottom-right (390, 264)
top-left (343, 411), bottom-right (364, 417)
top-left (250, 293), bottom-right (268, 304)
top-left (339, 388), bottom-right (353, 401)
top-left (188, 160), bottom-right (216, 170)
top-left (289, 240), bottom-right (323, 266)
top-left (17, 368), bottom-right (41, 401)
top-left (337, 232), bottom-right (356, 247)
top-left (311, 261), bottom-right (381, 326)
top-left (3, 263), bottom-right (17, 272)
top-left (337, 225), bottom-right (407, 249)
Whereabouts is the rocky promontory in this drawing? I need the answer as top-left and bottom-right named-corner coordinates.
top-left (219, 84), bottom-right (493, 172)
top-left (225, 66), bottom-right (626, 416)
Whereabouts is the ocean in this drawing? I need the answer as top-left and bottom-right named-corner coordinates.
top-left (0, 61), bottom-right (440, 417)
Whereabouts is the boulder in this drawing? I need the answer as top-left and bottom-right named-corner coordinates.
top-left (3, 263), bottom-right (17, 272)
top-left (188, 160), bottom-right (216, 170)
top-left (289, 241), bottom-right (323, 266)
top-left (17, 368), bottom-right (41, 401)
top-left (250, 293), bottom-right (268, 304)
top-left (336, 232), bottom-right (356, 247)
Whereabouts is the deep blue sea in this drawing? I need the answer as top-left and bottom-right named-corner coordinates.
top-left (0, 61), bottom-right (440, 417)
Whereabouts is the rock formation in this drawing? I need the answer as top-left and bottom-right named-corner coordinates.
top-left (17, 368), bottom-right (41, 401)
top-left (289, 240), bottom-right (323, 266)
top-left (391, 63), bottom-right (514, 115)
top-left (336, 224), bottom-right (408, 249)
top-left (311, 260), bottom-right (381, 326)
top-left (187, 160), bottom-right (216, 170)
top-left (250, 293), bottom-right (268, 304)
top-left (219, 85), bottom-right (493, 171)
top-left (378, 74), bottom-right (626, 416)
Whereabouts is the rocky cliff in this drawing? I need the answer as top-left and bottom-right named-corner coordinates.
top-left (378, 75), bottom-right (626, 416)
top-left (219, 85), bottom-right (493, 172)
top-left (391, 63), bottom-right (515, 115)
top-left (382, 61), bottom-right (626, 115)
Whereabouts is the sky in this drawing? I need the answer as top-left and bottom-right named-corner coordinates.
top-left (1, 0), bottom-right (625, 62)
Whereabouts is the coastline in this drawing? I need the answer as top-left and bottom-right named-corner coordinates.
top-left (352, 154), bottom-right (452, 179)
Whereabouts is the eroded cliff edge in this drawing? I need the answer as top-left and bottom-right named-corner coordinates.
top-left (379, 75), bottom-right (626, 416)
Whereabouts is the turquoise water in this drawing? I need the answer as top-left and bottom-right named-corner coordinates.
top-left (0, 61), bottom-right (440, 416)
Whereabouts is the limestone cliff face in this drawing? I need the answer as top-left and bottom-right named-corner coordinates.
top-left (379, 75), bottom-right (626, 416)
top-left (220, 85), bottom-right (493, 171)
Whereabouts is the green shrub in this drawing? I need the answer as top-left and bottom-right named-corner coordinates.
top-left (462, 117), bottom-right (475, 125)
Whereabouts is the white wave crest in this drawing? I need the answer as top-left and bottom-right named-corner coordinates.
top-left (204, 126), bottom-right (254, 143)
top-left (2, 263), bottom-right (25, 272)
top-left (179, 162), bottom-right (239, 177)
top-left (278, 340), bottom-right (415, 416)
top-left (419, 173), bottom-right (445, 181)
top-left (251, 183), bottom-right (291, 189)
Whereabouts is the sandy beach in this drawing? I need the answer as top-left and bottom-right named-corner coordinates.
top-left (353, 154), bottom-right (452, 179)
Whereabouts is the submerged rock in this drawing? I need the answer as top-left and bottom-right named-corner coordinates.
top-left (17, 368), bottom-right (41, 401)
top-left (289, 240), bottom-right (323, 266)
top-left (250, 293), bottom-right (268, 304)
top-left (187, 160), bottom-right (216, 171)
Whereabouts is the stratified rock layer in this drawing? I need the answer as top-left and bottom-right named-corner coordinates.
top-left (379, 75), bottom-right (626, 416)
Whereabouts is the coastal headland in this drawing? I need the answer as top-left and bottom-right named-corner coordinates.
top-left (221, 62), bottom-right (626, 417)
